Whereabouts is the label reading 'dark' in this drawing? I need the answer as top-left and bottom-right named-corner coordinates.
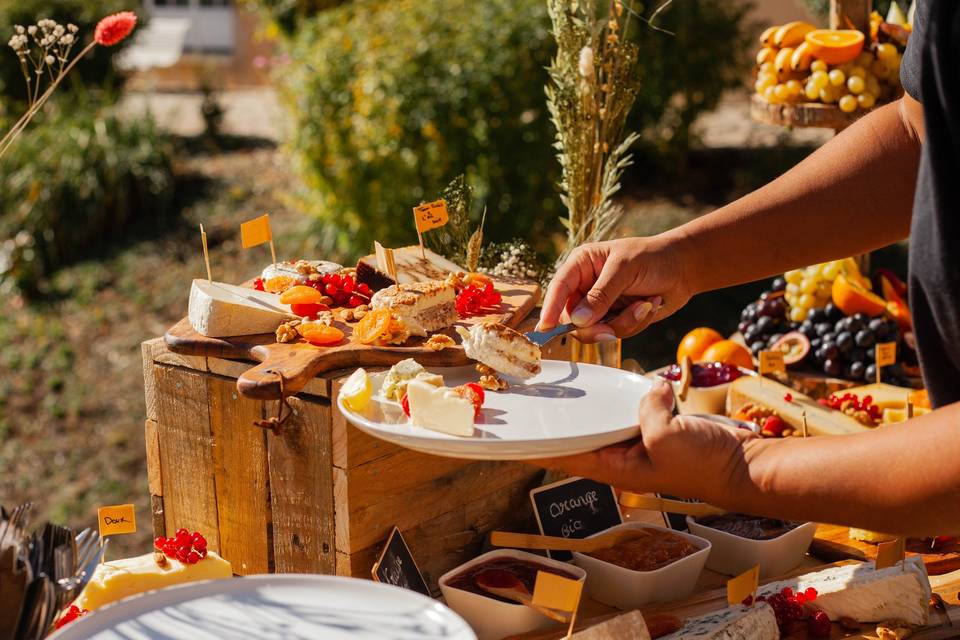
top-left (97, 504), bottom-right (137, 537)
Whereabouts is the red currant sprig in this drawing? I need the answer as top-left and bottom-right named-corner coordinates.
top-left (455, 282), bottom-right (502, 317)
top-left (755, 586), bottom-right (823, 636)
top-left (154, 528), bottom-right (208, 565)
top-left (55, 604), bottom-right (89, 629)
top-left (820, 392), bottom-right (882, 421)
top-left (309, 273), bottom-right (370, 309)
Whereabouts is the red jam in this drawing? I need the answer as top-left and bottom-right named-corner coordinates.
top-left (447, 558), bottom-right (579, 604)
top-left (660, 362), bottom-right (744, 387)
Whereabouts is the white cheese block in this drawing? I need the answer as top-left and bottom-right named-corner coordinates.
top-left (759, 556), bottom-right (931, 626)
top-left (188, 279), bottom-right (294, 337)
top-left (662, 603), bottom-right (778, 640)
top-left (406, 380), bottom-right (475, 437)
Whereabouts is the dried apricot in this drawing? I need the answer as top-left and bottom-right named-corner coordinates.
top-left (280, 285), bottom-right (323, 305)
top-left (301, 325), bottom-right (344, 346)
top-left (355, 308), bottom-right (391, 344)
top-left (263, 275), bottom-right (296, 294)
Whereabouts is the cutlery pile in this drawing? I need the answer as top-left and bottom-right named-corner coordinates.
top-left (0, 503), bottom-right (105, 639)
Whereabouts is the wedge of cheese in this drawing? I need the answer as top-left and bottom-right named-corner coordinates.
top-left (662, 603), bottom-right (778, 640)
top-left (727, 376), bottom-right (868, 435)
top-left (188, 279), bottom-right (294, 337)
top-left (74, 551), bottom-right (233, 611)
top-left (759, 556), bottom-right (931, 626)
top-left (406, 380), bottom-right (475, 436)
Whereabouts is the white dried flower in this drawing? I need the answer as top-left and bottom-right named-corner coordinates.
top-left (44, 55), bottom-right (55, 65)
top-left (68, 24), bottom-right (78, 33)
top-left (60, 34), bottom-right (74, 45)
top-left (578, 46), bottom-right (594, 78)
top-left (28, 25), bottom-right (37, 35)
top-left (15, 25), bottom-right (25, 34)
top-left (53, 25), bottom-right (64, 37)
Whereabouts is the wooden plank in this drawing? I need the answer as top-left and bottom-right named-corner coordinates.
top-left (152, 364), bottom-right (220, 552)
top-left (150, 494), bottom-right (166, 538)
top-left (209, 356), bottom-right (332, 398)
top-left (207, 375), bottom-right (271, 575)
top-left (811, 524), bottom-right (960, 575)
top-left (267, 394), bottom-right (336, 574)
top-left (144, 419), bottom-right (162, 496)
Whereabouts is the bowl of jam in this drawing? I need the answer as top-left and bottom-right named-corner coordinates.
top-left (686, 513), bottom-right (817, 579)
top-left (570, 522), bottom-right (710, 610)
top-left (439, 549), bottom-right (585, 640)
top-left (659, 363), bottom-right (755, 415)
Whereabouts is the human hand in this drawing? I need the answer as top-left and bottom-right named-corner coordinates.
top-left (530, 383), bottom-right (759, 502)
top-left (539, 235), bottom-right (695, 342)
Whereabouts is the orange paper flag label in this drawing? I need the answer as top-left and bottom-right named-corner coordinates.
top-left (875, 537), bottom-right (905, 569)
top-left (727, 565), bottom-right (759, 606)
top-left (98, 504), bottom-right (137, 537)
top-left (532, 570), bottom-right (583, 613)
top-left (240, 214), bottom-right (273, 249)
top-left (413, 200), bottom-right (449, 233)
top-left (759, 350), bottom-right (785, 376)
top-left (876, 342), bottom-right (897, 368)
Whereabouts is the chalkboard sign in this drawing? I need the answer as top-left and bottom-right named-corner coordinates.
top-left (530, 477), bottom-right (622, 561)
top-left (657, 493), bottom-right (701, 531)
top-left (371, 527), bottom-right (430, 596)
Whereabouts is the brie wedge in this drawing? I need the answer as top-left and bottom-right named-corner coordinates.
top-left (662, 603), bottom-right (778, 640)
top-left (188, 279), bottom-right (294, 337)
top-left (406, 380), bottom-right (475, 436)
top-left (74, 550), bottom-right (232, 611)
top-left (759, 556), bottom-right (931, 626)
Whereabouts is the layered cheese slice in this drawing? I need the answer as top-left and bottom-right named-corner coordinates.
top-left (370, 281), bottom-right (457, 337)
top-left (188, 279), bottom-right (294, 337)
top-left (456, 322), bottom-right (541, 379)
top-left (406, 379), bottom-right (475, 436)
top-left (662, 603), bottom-right (778, 640)
top-left (74, 551), bottom-right (233, 611)
top-left (759, 556), bottom-right (931, 626)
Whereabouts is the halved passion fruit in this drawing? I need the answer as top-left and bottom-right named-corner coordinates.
top-left (770, 331), bottom-right (811, 366)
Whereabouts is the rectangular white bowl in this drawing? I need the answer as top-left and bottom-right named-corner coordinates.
top-left (686, 516), bottom-right (818, 579)
top-left (571, 522), bottom-right (710, 610)
top-left (438, 549), bottom-right (586, 640)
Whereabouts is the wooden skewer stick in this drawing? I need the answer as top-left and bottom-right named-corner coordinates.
top-left (200, 224), bottom-right (212, 282)
top-left (801, 410), bottom-right (808, 438)
top-left (678, 355), bottom-right (692, 402)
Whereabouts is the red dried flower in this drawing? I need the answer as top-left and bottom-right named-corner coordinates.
top-left (94, 11), bottom-right (137, 46)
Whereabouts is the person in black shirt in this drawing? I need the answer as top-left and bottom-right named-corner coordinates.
top-left (534, 0), bottom-right (960, 535)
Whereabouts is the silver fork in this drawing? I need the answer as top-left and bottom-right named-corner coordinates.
top-left (0, 502), bottom-right (34, 549)
top-left (57, 530), bottom-right (105, 604)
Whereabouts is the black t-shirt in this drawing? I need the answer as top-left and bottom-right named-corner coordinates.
top-left (900, 0), bottom-right (960, 407)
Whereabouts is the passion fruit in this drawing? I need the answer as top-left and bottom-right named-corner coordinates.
top-left (770, 331), bottom-right (811, 366)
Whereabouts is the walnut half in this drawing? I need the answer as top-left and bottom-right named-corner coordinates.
top-left (276, 321), bottom-right (300, 343)
top-left (425, 334), bottom-right (456, 352)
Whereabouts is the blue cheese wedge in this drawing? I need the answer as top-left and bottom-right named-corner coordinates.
top-left (381, 358), bottom-right (426, 401)
top-left (662, 603), bottom-right (778, 640)
top-left (188, 279), bottom-right (294, 337)
top-left (406, 380), bottom-right (475, 436)
top-left (759, 556), bottom-right (931, 626)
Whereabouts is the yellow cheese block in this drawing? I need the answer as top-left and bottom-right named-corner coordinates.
top-left (74, 551), bottom-right (232, 610)
top-left (726, 376), bottom-right (869, 436)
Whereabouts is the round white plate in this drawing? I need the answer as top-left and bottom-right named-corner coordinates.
top-left (50, 575), bottom-right (476, 640)
top-left (337, 360), bottom-right (652, 460)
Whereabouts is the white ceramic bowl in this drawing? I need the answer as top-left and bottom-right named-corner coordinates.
top-left (439, 549), bottom-right (586, 640)
top-left (571, 522), bottom-right (710, 610)
top-left (662, 366), bottom-right (756, 415)
top-left (686, 516), bottom-right (818, 579)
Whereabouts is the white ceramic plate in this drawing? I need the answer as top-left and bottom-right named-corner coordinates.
top-left (337, 360), bottom-right (653, 460)
top-left (50, 574), bottom-right (476, 640)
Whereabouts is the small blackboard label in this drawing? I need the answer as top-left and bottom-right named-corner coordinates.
top-left (657, 493), bottom-right (700, 531)
top-left (372, 527), bottom-right (430, 596)
top-left (530, 477), bottom-right (622, 561)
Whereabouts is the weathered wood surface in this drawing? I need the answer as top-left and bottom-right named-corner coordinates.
top-left (164, 276), bottom-right (540, 400)
top-left (750, 94), bottom-right (868, 132)
top-left (811, 523), bottom-right (960, 575)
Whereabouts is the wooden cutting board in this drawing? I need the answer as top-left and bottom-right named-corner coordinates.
top-left (810, 524), bottom-right (960, 576)
top-left (164, 276), bottom-right (540, 400)
top-left (511, 561), bottom-right (960, 640)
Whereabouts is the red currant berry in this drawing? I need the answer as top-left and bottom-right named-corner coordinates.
top-left (804, 587), bottom-right (818, 601)
top-left (176, 547), bottom-right (190, 562)
top-left (348, 295), bottom-right (363, 307)
top-left (154, 536), bottom-right (167, 549)
top-left (762, 415), bottom-right (786, 437)
top-left (186, 551), bottom-right (201, 564)
top-left (783, 392), bottom-right (793, 402)
top-left (793, 591), bottom-right (806, 605)
top-left (253, 277), bottom-right (265, 291)
top-left (192, 532), bottom-right (207, 549)
top-left (342, 279), bottom-right (354, 293)
top-left (198, 547), bottom-right (208, 558)
top-left (780, 586), bottom-right (794, 599)
top-left (807, 610), bottom-right (831, 637)
top-left (163, 542), bottom-right (178, 557)
top-left (786, 601), bottom-right (804, 620)
top-left (325, 283), bottom-right (338, 296)
top-left (357, 283), bottom-right (371, 295)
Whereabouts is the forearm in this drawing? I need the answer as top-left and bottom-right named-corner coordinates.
top-left (668, 98), bottom-right (922, 296)
top-left (724, 403), bottom-right (960, 536)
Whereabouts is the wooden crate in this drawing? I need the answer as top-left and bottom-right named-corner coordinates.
top-left (141, 316), bottom-right (572, 588)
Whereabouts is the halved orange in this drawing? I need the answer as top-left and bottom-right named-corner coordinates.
top-left (700, 339), bottom-right (755, 371)
top-left (354, 309), bottom-right (392, 344)
top-left (832, 273), bottom-right (887, 316)
top-left (805, 29), bottom-right (865, 65)
top-left (279, 285), bottom-right (323, 305)
top-left (301, 324), bottom-right (344, 346)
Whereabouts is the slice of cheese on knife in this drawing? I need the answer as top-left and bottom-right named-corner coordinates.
top-left (727, 376), bottom-right (868, 436)
top-left (188, 279), bottom-right (294, 337)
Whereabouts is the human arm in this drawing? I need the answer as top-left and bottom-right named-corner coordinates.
top-left (532, 383), bottom-right (960, 536)
top-left (539, 95), bottom-right (925, 340)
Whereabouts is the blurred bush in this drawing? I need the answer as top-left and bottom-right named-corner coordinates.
top-left (0, 0), bottom-right (134, 116)
top-left (0, 100), bottom-right (175, 295)
top-left (259, 0), bottom-right (750, 257)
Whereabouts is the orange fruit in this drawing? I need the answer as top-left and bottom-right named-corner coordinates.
top-left (700, 339), bottom-right (755, 370)
top-left (832, 273), bottom-right (887, 317)
top-left (279, 285), bottom-right (323, 305)
top-left (354, 309), bottom-right (392, 344)
top-left (263, 275), bottom-right (296, 293)
top-left (300, 325), bottom-right (344, 346)
top-left (676, 327), bottom-right (724, 364)
top-left (805, 29), bottom-right (865, 65)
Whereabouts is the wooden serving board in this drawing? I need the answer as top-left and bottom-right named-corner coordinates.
top-left (165, 276), bottom-right (540, 400)
top-left (513, 560), bottom-right (960, 640)
top-left (811, 524), bottom-right (960, 576)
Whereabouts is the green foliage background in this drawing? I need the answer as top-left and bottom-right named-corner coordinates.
top-left (257, 0), bottom-right (751, 259)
